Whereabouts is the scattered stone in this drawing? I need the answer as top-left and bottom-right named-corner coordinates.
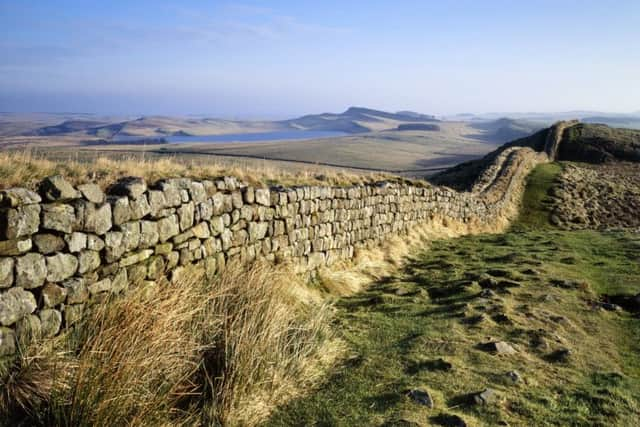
top-left (600, 302), bottom-right (621, 311)
top-left (38, 175), bottom-right (81, 201)
top-left (506, 370), bottom-right (522, 384)
top-left (407, 389), bottom-right (434, 408)
top-left (431, 414), bottom-right (467, 427)
top-left (481, 341), bottom-right (517, 355)
top-left (473, 388), bottom-right (499, 405)
top-left (548, 348), bottom-right (572, 363)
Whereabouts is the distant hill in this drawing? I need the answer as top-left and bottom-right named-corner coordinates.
top-left (396, 123), bottom-right (440, 131)
top-left (25, 107), bottom-right (442, 138)
top-left (282, 106), bottom-right (440, 133)
top-left (470, 118), bottom-right (543, 143)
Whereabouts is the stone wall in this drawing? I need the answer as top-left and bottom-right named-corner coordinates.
top-left (0, 143), bottom-right (549, 357)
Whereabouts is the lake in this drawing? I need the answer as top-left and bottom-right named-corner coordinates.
top-left (114, 130), bottom-right (348, 144)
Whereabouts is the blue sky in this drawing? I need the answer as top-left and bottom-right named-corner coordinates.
top-left (1, 0), bottom-right (639, 118)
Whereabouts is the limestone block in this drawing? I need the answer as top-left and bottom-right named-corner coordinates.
top-left (46, 253), bottom-right (78, 282)
top-left (1, 204), bottom-right (41, 238)
top-left (15, 253), bottom-right (47, 288)
top-left (0, 287), bottom-right (37, 326)
top-left (38, 176), bottom-right (81, 201)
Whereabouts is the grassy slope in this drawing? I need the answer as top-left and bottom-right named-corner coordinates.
top-left (267, 164), bottom-right (640, 426)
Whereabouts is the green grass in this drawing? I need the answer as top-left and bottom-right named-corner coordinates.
top-left (266, 164), bottom-right (640, 426)
top-left (515, 162), bottom-right (563, 230)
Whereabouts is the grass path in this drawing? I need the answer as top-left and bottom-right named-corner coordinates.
top-left (266, 164), bottom-right (640, 426)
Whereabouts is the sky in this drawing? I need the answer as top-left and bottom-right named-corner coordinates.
top-left (1, 0), bottom-right (639, 118)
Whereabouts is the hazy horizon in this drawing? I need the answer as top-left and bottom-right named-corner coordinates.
top-left (2, 1), bottom-right (639, 117)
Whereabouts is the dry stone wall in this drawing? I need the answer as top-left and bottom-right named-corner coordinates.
top-left (0, 144), bottom-right (549, 356)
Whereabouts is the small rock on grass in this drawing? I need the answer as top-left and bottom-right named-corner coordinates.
top-left (407, 389), bottom-right (434, 408)
top-left (473, 388), bottom-right (499, 405)
top-left (481, 340), bottom-right (517, 355)
top-left (506, 370), bottom-right (522, 384)
top-left (430, 413), bottom-right (467, 427)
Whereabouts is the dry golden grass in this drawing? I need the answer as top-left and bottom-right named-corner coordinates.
top-left (0, 149), bottom-right (395, 190)
top-left (0, 261), bottom-right (337, 427)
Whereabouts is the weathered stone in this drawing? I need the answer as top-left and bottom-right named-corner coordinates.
top-left (481, 341), bottom-right (517, 355)
top-left (110, 196), bottom-right (131, 225)
top-left (39, 309), bottom-right (62, 337)
top-left (1, 204), bottom-right (41, 239)
top-left (155, 242), bottom-right (173, 255)
top-left (307, 252), bottom-right (326, 270)
top-left (192, 222), bottom-right (211, 239)
top-left (177, 202), bottom-right (195, 231)
top-left (78, 250), bottom-right (101, 274)
top-left (16, 253), bottom-right (47, 288)
top-left (39, 175), bottom-right (81, 201)
top-left (65, 232), bottom-right (87, 252)
top-left (506, 370), bottom-right (522, 384)
top-left (473, 388), bottom-right (499, 405)
top-left (158, 215), bottom-right (180, 242)
top-left (41, 283), bottom-right (67, 307)
top-left (82, 202), bottom-right (112, 235)
top-left (146, 256), bottom-right (165, 279)
top-left (0, 287), bottom-right (37, 326)
top-left (86, 234), bottom-right (105, 251)
top-left (46, 253), bottom-right (78, 282)
top-left (63, 278), bottom-right (89, 304)
top-left (242, 186), bottom-right (255, 204)
top-left (104, 231), bottom-right (125, 263)
top-left (112, 268), bottom-right (128, 293)
top-left (130, 195), bottom-right (151, 219)
top-left (158, 182), bottom-right (182, 207)
top-left (255, 188), bottom-right (271, 206)
top-left (0, 188), bottom-right (41, 207)
top-left (77, 183), bottom-right (105, 203)
top-left (0, 257), bottom-right (14, 288)
top-left (32, 233), bottom-right (65, 254)
top-left (248, 222), bottom-right (269, 242)
top-left (109, 177), bottom-right (147, 200)
top-left (120, 221), bottom-right (141, 252)
top-left (88, 278), bottom-right (112, 295)
top-left (120, 249), bottom-right (154, 267)
top-left (0, 327), bottom-right (16, 356)
top-left (0, 237), bottom-right (32, 256)
top-left (41, 203), bottom-right (75, 233)
top-left (127, 263), bottom-right (148, 284)
top-left (138, 221), bottom-right (159, 248)
top-left (407, 389), bottom-right (434, 408)
top-left (148, 190), bottom-right (168, 217)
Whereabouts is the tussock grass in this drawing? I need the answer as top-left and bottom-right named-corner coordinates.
top-left (1, 261), bottom-right (336, 427)
top-left (0, 149), bottom-right (394, 190)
